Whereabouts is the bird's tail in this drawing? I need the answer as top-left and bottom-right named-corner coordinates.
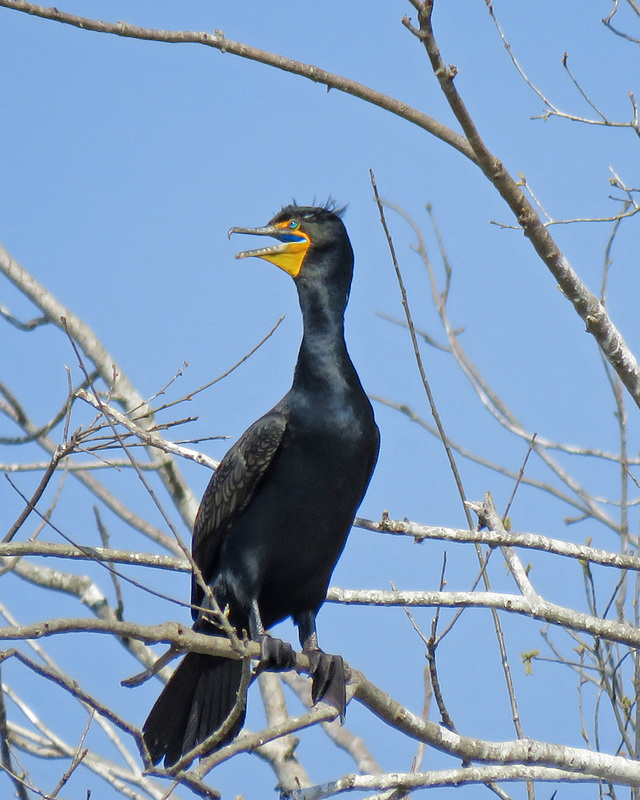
top-left (143, 651), bottom-right (245, 767)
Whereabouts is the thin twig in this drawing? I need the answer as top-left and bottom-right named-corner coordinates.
top-left (0, 671), bottom-right (29, 800)
top-left (502, 434), bottom-right (537, 523)
top-left (370, 170), bottom-right (472, 528)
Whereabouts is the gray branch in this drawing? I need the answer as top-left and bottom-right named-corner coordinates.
top-left (0, 244), bottom-right (199, 528)
top-left (289, 765), bottom-right (606, 800)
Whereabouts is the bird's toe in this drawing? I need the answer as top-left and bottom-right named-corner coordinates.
top-left (255, 634), bottom-right (297, 673)
top-left (305, 648), bottom-right (347, 722)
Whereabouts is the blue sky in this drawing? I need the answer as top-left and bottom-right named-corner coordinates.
top-left (2, 1), bottom-right (640, 798)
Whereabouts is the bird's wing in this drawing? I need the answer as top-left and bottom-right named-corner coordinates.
top-left (190, 410), bottom-right (288, 613)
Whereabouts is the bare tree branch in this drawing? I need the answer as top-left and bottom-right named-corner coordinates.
top-left (353, 671), bottom-right (640, 785)
top-left (289, 764), bottom-right (608, 799)
top-left (404, 1), bottom-right (640, 410)
top-left (0, 244), bottom-right (199, 528)
top-left (354, 515), bottom-right (640, 572)
top-left (0, 0), bottom-right (474, 160)
top-left (327, 588), bottom-right (640, 651)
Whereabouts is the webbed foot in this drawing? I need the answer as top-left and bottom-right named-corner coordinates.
top-left (304, 647), bottom-right (347, 722)
top-left (254, 634), bottom-right (297, 676)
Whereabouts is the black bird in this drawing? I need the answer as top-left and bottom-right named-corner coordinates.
top-left (143, 204), bottom-right (379, 767)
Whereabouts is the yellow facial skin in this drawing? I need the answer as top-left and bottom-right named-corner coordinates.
top-left (258, 236), bottom-right (310, 277)
top-left (230, 220), bottom-right (311, 278)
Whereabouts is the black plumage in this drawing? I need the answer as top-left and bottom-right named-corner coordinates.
top-left (143, 204), bottom-right (379, 767)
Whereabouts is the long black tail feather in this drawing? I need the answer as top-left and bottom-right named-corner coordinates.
top-left (143, 651), bottom-right (245, 768)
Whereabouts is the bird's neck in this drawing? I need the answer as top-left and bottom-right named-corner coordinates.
top-left (292, 280), bottom-right (354, 393)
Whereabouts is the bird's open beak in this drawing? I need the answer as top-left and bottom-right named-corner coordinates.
top-left (229, 224), bottom-right (311, 278)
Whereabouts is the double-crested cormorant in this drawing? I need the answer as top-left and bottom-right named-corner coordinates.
top-left (143, 204), bottom-right (379, 767)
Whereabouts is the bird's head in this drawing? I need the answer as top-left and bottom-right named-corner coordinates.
top-left (229, 204), bottom-right (352, 285)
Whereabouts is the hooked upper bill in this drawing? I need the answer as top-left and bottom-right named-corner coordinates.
top-left (229, 220), bottom-right (311, 278)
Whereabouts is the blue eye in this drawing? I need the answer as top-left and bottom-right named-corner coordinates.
top-left (279, 219), bottom-right (305, 242)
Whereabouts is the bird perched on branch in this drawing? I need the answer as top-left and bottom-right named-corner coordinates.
top-left (143, 203), bottom-right (379, 768)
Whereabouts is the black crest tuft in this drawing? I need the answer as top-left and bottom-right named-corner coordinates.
top-left (271, 200), bottom-right (347, 226)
